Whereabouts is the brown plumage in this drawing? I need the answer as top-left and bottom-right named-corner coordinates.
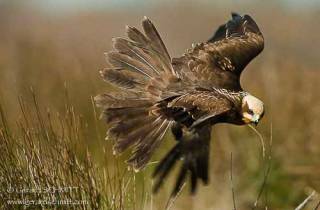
top-left (95, 13), bottom-right (265, 197)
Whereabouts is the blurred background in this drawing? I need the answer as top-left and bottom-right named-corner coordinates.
top-left (0, 0), bottom-right (320, 209)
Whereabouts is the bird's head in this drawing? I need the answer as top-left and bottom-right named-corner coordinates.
top-left (241, 95), bottom-right (264, 126)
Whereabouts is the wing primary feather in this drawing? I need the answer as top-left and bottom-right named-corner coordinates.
top-left (94, 93), bottom-right (150, 109)
top-left (126, 25), bottom-right (149, 46)
top-left (107, 52), bottom-right (154, 78)
top-left (243, 14), bottom-right (261, 34)
top-left (113, 38), bottom-right (161, 75)
top-left (208, 24), bottom-right (226, 42)
top-left (128, 119), bottom-right (171, 170)
top-left (142, 17), bottom-right (178, 76)
top-left (142, 17), bottom-right (171, 63)
top-left (99, 68), bottom-right (143, 89)
top-left (152, 145), bottom-right (180, 193)
top-left (231, 12), bottom-right (241, 19)
top-left (190, 159), bottom-right (198, 194)
top-left (171, 163), bottom-right (188, 197)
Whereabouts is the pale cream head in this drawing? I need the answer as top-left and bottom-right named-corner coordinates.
top-left (241, 95), bottom-right (264, 125)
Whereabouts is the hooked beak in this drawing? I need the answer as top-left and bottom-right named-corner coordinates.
top-left (252, 120), bottom-right (259, 126)
top-left (251, 115), bottom-right (260, 126)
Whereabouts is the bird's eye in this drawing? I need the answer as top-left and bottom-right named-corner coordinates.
top-left (247, 109), bottom-right (254, 115)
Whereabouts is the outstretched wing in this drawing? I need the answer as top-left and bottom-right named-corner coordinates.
top-left (173, 13), bottom-right (264, 91)
top-left (97, 17), bottom-right (183, 171)
top-left (103, 16), bottom-right (181, 102)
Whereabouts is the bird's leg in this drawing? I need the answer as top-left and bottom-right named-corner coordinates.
top-left (171, 122), bottom-right (183, 141)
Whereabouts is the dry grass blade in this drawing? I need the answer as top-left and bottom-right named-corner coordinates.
top-left (314, 200), bottom-right (320, 210)
top-left (295, 191), bottom-right (316, 210)
top-left (252, 123), bottom-right (273, 210)
top-left (165, 183), bottom-right (186, 210)
top-left (248, 124), bottom-right (266, 159)
top-left (230, 152), bottom-right (237, 210)
top-left (0, 92), bottom-right (141, 210)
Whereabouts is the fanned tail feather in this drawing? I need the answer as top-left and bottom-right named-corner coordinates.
top-left (95, 17), bottom-right (178, 170)
top-left (96, 94), bottom-right (171, 170)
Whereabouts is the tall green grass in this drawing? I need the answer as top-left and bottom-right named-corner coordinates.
top-left (0, 90), bottom-right (153, 210)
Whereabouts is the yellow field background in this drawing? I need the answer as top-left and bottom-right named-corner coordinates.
top-left (0, 1), bottom-right (319, 209)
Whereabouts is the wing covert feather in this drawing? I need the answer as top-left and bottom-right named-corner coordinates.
top-left (164, 91), bottom-right (233, 126)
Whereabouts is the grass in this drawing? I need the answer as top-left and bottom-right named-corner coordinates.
top-left (1, 2), bottom-right (320, 209)
top-left (0, 90), bottom-right (151, 210)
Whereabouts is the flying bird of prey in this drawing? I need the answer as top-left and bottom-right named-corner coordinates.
top-left (95, 13), bottom-right (265, 197)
